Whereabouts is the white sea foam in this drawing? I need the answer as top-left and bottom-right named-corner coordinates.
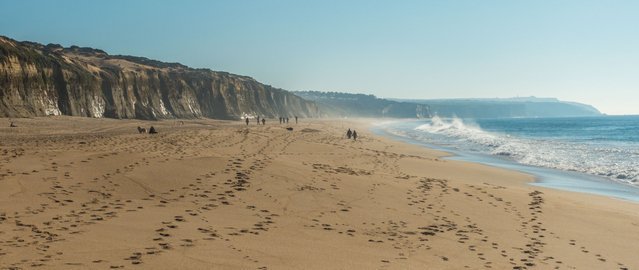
top-left (408, 117), bottom-right (639, 185)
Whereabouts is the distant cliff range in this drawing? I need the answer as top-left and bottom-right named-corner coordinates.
top-left (393, 97), bottom-right (602, 118)
top-left (295, 91), bottom-right (601, 119)
top-left (294, 91), bottom-right (430, 118)
top-left (0, 36), bottom-right (318, 120)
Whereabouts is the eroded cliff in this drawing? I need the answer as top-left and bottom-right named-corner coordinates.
top-left (0, 36), bottom-right (319, 120)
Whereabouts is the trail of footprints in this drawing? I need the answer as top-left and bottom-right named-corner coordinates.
top-left (0, 127), bottom-right (286, 269)
top-left (109, 129), bottom-right (292, 268)
top-left (305, 165), bottom-right (631, 270)
top-left (114, 155), bottom-right (280, 267)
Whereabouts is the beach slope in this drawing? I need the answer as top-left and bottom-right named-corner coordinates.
top-left (1, 117), bottom-right (638, 269)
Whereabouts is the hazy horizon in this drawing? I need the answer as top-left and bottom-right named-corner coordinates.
top-left (1, 0), bottom-right (637, 115)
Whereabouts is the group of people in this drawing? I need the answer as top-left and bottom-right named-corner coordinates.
top-left (244, 116), bottom-right (299, 125)
top-left (346, 128), bottom-right (358, 141)
top-left (279, 116), bottom-right (298, 124)
top-left (137, 126), bottom-right (157, 134)
top-left (246, 117), bottom-right (267, 125)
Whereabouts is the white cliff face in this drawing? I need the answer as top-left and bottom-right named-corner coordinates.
top-left (90, 96), bottom-right (105, 118)
top-left (183, 94), bottom-right (201, 115)
top-left (41, 95), bottom-right (62, 116)
top-left (158, 99), bottom-right (169, 116)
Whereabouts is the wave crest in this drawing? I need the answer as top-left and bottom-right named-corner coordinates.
top-left (409, 117), bottom-right (639, 184)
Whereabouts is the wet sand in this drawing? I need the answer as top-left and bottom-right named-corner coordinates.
top-left (1, 117), bottom-right (638, 269)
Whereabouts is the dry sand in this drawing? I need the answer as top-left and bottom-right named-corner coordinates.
top-left (1, 117), bottom-right (638, 270)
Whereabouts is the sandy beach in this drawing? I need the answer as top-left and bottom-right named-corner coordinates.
top-left (1, 117), bottom-right (638, 270)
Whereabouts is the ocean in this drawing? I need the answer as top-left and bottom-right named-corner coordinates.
top-left (374, 115), bottom-right (639, 202)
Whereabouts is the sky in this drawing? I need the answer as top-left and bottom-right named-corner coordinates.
top-left (1, 0), bottom-right (638, 115)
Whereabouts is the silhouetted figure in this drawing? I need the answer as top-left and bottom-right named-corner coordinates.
top-left (137, 126), bottom-right (146, 133)
top-left (352, 130), bottom-right (358, 141)
top-left (261, 118), bottom-right (265, 125)
top-left (279, 117), bottom-right (283, 124)
top-left (295, 116), bottom-right (298, 124)
top-left (286, 117), bottom-right (289, 123)
top-left (149, 126), bottom-right (158, 134)
top-left (257, 116), bottom-right (260, 125)
top-left (245, 118), bottom-right (249, 125)
top-left (346, 129), bottom-right (352, 139)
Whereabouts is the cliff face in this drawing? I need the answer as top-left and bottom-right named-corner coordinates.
top-left (0, 36), bottom-right (318, 120)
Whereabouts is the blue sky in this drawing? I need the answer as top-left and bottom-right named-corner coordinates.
top-left (1, 0), bottom-right (638, 114)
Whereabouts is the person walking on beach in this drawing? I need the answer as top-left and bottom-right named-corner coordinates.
top-left (245, 118), bottom-right (249, 125)
top-left (295, 116), bottom-right (298, 124)
top-left (261, 118), bottom-right (265, 125)
top-left (286, 117), bottom-right (289, 124)
top-left (352, 130), bottom-right (358, 141)
top-left (257, 116), bottom-right (260, 125)
top-left (346, 129), bottom-right (352, 139)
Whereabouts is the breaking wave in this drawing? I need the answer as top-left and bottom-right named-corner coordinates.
top-left (407, 116), bottom-right (639, 185)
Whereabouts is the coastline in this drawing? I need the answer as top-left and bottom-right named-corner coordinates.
top-left (1, 117), bottom-right (639, 269)
top-left (371, 118), bottom-right (639, 203)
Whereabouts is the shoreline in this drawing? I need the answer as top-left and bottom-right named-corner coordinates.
top-left (370, 118), bottom-right (639, 203)
top-left (1, 116), bottom-right (639, 269)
